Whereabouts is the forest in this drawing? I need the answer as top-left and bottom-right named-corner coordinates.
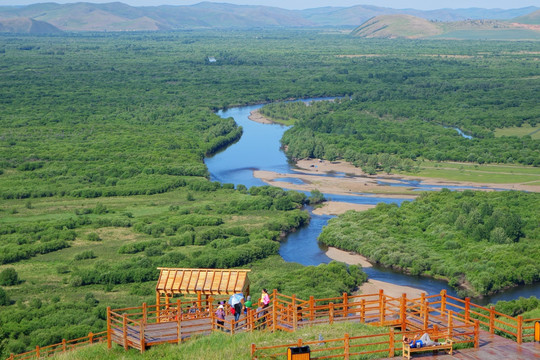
top-left (0, 30), bottom-right (539, 356)
top-left (318, 190), bottom-right (540, 297)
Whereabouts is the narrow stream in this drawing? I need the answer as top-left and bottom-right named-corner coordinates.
top-left (205, 100), bottom-right (539, 305)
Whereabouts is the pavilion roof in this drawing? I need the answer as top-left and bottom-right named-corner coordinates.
top-left (156, 268), bottom-right (250, 296)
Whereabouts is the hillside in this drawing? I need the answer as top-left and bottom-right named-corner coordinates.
top-left (350, 14), bottom-right (443, 39)
top-left (0, 17), bottom-right (62, 34)
top-left (351, 14), bottom-right (540, 40)
top-left (0, 2), bottom-right (538, 31)
top-left (512, 9), bottom-right (540, 25)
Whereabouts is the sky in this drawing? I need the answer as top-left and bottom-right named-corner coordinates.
top-left (1, 0), bottom-right (539, 10)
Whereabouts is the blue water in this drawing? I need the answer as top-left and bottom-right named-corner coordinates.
top-left (205, 100), bottom-right (539, 304)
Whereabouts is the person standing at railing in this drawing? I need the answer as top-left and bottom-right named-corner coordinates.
top-left (244, 295), bottom-right (253, 315)
top-left (260, 289), bottom-right (270, 309)
top-left (215, 305), bottom-right (226, 331)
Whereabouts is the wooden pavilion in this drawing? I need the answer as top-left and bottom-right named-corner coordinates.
top-left (155, 268), bottom-right (251, 310)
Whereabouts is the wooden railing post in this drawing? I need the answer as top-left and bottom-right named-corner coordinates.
top-left (142, 302), bottom-right (147, 324)
top-left (292, 294), bottom-right (297, 331)
top-left (176, 299), bottom-right (181, 322)
top-left (423, 300), bottom-right (429, 331)
top-left (400, 293), bottom-right (407, 331)
top-left (62, 338), bottom-right (67, 352)
top-left (123, 314), bottom-right (128, 351)
top-left (106, 306), bottom-right (112, 349)
top-left (440, 290), bottom-right (446, 315)
top-left (329, 302), bottom-right (334, 325)
top-left (344, 333), bottom-right (350, 360)
top-left (447, 310), bottom-right (453, 337)
top-left (343, 292), bottom-right (348, 318)
top-left (379, 289), bottom-right (385, 325)
top-left (272, 290), bottom-right (278, 332)
top-left (248, 308), bottom-right (254, 331)
top-left (140, 320), bottom-right (145, 353)
top-left (309, 296), bottom-right (315, 321)
top-left (489, 306), bottom-right (495, 334)
top-left (89, 332), bottom-right (94, 344)
top-left (9, 354), bottom-right (14, 360)
top-left (36, 345), bottom-right (40, 358)
top-left (251, 343), bottom-right (256, 359)
top-left (156, 292), bottom-right (161, 324)
top-left (361, 298), bottom-right (366, 324)
top-left (389, 327), bottom-right (395, 358)
top-left (517, 315), bottom-right (523, 344)
top-left (465, 297), bottom-right (470, 322)
top-left (177, 314), bottom-right (182, 344)
top-left (474, 320), bottom-right (480, 348)
top-left (208, 296), bottom-right (214, 318)
top-left (420, 292), bottom-right (425, 321)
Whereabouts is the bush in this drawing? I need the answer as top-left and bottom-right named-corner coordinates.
top-left (87, 232), bottom-right (101, 242)
top-left (0, 287), bottom-right (10, 306)
top-left (74, 250), bottom-right (96, 261)
top-left (0, 268), bottom-right (19, 286)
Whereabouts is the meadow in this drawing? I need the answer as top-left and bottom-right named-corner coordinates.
top-left (1, 30), bottom-right (539, 357)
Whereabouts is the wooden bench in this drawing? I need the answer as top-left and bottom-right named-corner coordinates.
top-left (402, 337), bottom-right (453, 359)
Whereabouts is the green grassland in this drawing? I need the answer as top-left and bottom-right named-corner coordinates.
top-left (495, 123), bottom-right (540, 139)
top-left (398, 161), bottom-right (540, 184)
top-left (1, 31), bottom-right (540, 358)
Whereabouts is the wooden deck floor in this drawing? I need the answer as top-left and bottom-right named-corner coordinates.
top-left (380, 330), bottom-right (540, 359)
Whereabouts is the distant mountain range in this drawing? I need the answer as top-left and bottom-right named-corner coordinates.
top-left (0, 2), bottom-right (538, 34)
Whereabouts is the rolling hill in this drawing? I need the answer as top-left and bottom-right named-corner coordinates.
top-left (351, 14), bottom-right (540, 40)
top-left (0, 2), bottom-right (538, 32)
top-left (0, 17), bottom-right (62, 34)
top-left (512, 9), bottom-right (540, 25)
top-left (350, 14), bottom-right (443, 39)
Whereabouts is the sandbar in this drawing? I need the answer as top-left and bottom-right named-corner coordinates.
top-left (312, 202), bottom-right (376, 215)
top-left (326, 247), bottom-right (425, 298)
top-left (248, 109), bottom-right (275, 124)
top-left (254, 170), bottom-right (418, 199)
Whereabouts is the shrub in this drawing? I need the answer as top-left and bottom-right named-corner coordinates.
top-left (0, 287), bottom-right (10, 306)
top-left (87, 232), bottom-right (101, 242)
top-left (0, 268), bottom-right (19, 286)
top-left (74, 250), bottom-right (96, 261)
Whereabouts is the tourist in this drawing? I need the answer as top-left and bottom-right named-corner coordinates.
top-left (215, 305), bottom-right (226, 330)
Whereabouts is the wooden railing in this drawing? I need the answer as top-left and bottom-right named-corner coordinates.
top-left (439, 292), bottom-right (540, 343)
top-left (251, 323), bottom-right (478, 360)
top-left (6, 331), bottom-right (107, 360)
top-left (8, 289), bottom-right (537, 359)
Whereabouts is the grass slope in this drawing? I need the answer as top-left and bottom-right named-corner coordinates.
top-left (53, 322), bottom-right (389, 360)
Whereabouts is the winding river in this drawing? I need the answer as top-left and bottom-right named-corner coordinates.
top-left (205, 100), bottom-right (539, 305)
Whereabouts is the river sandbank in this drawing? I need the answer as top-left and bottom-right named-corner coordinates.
top-left (248, 110), bottom-right (540, 194)
top-left (326, 247), bottom-right (426, 298)
top-left (254, 170), bottom-right (418, 201)
top-left (312, 202), bottom-right (376, 216)
top-left (248, 109), bottom-right (275, 124)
